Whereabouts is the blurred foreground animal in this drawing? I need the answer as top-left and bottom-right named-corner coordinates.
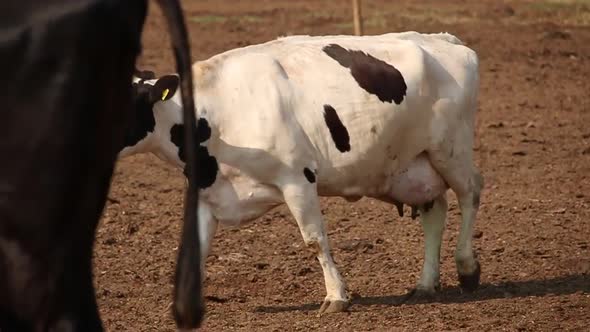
top-left (0, 0), bottom-right (204, 330)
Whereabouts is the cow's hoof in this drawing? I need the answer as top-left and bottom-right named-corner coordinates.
top-left (318, 299), bottom-right (349, 316)
top-left (458, 261), bottom-right (481, 292)
top-left (401, 286), bottom-right (439, 304)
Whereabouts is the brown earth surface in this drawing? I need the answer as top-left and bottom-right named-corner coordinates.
top-left (94, 0), bottom-right (590, 331)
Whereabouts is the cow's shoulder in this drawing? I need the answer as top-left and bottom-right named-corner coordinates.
top-left (192, 60), bottom-right (217, 91)
top-left (194, 50), bottom-right (290, 97)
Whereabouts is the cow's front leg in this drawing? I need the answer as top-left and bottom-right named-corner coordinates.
top-left (281, 182), bottom-right (349, 315)
top-left (198, 201), bottom-right (218, 270)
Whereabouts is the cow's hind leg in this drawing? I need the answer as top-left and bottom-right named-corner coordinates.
top-left (428, 137), bottom-right (484, 292)
top-left (405, 193), bottom-right (448, 301)
top-left (281, 181), bottom-right (348, 314)
top-left (454, 167), bottom-right (483, 291)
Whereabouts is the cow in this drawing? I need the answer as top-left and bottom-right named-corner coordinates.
top-left (121, 31), bottom-right (484, 314)
top-left (0, 0), bottom-right (204, 330)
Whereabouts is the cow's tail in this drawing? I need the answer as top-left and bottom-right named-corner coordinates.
top-left (155, 0), bottom-right (205, 329)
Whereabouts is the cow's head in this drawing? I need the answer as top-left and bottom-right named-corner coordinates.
top-left (120, 70), bottom-right (218, 188)
top-left (119, 73), bottom-right (186, 166)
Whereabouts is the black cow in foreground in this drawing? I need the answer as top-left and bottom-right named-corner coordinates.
top-left (0, 0), bottom-right (204, 330)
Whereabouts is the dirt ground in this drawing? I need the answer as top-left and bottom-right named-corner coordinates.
top-left (94, 0), bottom-right (590, 331)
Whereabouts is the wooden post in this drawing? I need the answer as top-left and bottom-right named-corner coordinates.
top-left (352, 0), bottom-right (363, 36)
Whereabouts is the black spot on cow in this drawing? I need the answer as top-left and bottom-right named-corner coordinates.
top-left (196, 117), bottom-right (212, 142)
top-left (123, 75), bottom-right (179, 149)
top-left (170, 118), bottom-right (218, 189)
top-left (170, 124), bottom-right (184, 156)
top-left (183, 147), bottom-right (218, 189)
top-left (322, 44), bottom-right (407, 105)
top-left (303, 167), bottom-right (316, 183)
top-left (170, 118), bottom-right (212, 160)
top-left (323, 104), bottom-right (351, 153)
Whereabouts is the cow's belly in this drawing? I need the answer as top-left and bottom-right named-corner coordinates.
top-left (318, 152), bottom-right (448, 206)
top-left (205, 154), bottom-right (447, 226)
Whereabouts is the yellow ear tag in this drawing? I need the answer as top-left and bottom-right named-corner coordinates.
top-left (161, 88), bottom-right (170, 101)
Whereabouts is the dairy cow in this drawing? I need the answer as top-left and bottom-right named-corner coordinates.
top-left (0, 0), bottom-right (204, 330)
top-left (122, 31), bottom-right (484, 313)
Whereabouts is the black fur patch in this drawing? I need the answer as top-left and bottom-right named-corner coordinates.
top-left (323, 44), bottom-right (407, 105)
top-left (170, 118), bottom-right (212, 161)
top-left (303, 168), bottom-right (316, 183)
top-left (323, 104), bottom-right (351, 153)
top-left (170, 118), bottom-right (217, 189)
top-left (170, 124), bottom-right (186, 160)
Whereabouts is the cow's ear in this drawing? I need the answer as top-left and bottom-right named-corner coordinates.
top-left (151, 75), bottom-right (179, 102)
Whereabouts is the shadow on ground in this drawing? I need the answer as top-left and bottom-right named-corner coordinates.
top-left (253, 274), bottom-right (590, 313)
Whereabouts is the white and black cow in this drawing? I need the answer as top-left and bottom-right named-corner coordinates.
top-left (122, 31), bottom-right (484, 314)
top-left (0, 0), bottom-right (204, 330)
